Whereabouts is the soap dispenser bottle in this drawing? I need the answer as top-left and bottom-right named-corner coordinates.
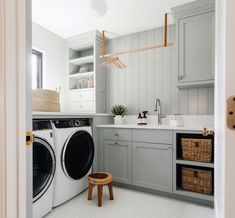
top-left (137, 113), bottom-right (142, 125)
top-left (142, 111), bottom-right (148, 125)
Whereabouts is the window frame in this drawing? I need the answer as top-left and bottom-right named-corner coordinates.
top-left (32, 49), bottom-right (43, 89)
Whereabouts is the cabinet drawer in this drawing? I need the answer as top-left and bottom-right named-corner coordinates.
top-left (68, 89), bottom-right (94, 102)
top-left (103, 128), bottom-right (132, 141)
top-left (69, 101), bottom-right (94, 112)
top-left (133, 129), bottom-right (172, 144)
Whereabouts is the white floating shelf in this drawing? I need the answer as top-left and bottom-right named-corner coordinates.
top-left (69, 71), bottom-right (94, 79)
top-left (70, 43), bottom-right (93, 51)
top-left (68, 88), bottom-right (94, 92)
top-left (69, 55), bottom-right (94, 65)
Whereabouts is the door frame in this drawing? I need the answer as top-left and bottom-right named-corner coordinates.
top-left (0, 0), bottom-right (32, 217)
top-left (0, 1), bottom-right (6, 217)
top-left (215, 0), bottom-right (235, 218)
top-left (1, 0), bottom-right (235, 218)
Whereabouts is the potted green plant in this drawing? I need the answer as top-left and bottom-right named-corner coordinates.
top-left (111, 104), bottom-right (127, 125)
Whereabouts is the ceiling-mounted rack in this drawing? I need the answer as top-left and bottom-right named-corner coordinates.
top-left (100, 13), bottom-right (173, 69)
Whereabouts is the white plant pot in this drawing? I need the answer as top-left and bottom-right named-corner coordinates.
top-left (114, 116), bottom-right (124, 125)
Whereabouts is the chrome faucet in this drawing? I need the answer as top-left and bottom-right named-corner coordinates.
top-left (154, 98), bottom-right (165, 125)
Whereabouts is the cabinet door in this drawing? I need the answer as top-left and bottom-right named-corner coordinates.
top-left (178, 12), bottom-right (215, 84)
top-left (133, 142), bottom-right (172, 192)
top-left (104, 140), bottom-right (132, 184)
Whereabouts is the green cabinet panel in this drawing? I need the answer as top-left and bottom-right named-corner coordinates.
top-left (103, 140), bottom-right (132, 184)
top-left (132, 142), bottom-right (173, 192)
top-left (172, 0), bottom-right (215, 88)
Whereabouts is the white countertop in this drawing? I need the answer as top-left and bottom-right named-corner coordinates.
top-left (33, 112), bottom-right (112, 119)
top-left (96, 124), bottom-right (211, 131)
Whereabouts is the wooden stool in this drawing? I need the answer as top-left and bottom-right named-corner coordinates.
top-left (88, 172), bottom-right (114, 207)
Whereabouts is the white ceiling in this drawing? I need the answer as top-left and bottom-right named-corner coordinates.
top-left (32, 0), bottom-right (195, 39)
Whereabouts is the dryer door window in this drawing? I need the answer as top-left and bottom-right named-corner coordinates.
top-left (62, 130), bottom-right (94, 180)
top-left (33, 137), bottom-right (56, 202)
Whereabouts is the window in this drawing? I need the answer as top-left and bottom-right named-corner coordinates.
top-left (32, 49), bottom-right (43, 89)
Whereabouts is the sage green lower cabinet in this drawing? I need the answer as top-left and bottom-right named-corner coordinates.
top-left (132, 142), bottom-right (173, 192)
top-left (103, 140), bottom-right (132, 184)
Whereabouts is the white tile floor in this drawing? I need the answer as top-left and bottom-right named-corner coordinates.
top-left (45, 186), bottom-right (215, 218)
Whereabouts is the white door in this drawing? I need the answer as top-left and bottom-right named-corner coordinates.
top-left (0, 0), bottom-right (32, 218)
top-left (215, 0), bottom-right (235, 218)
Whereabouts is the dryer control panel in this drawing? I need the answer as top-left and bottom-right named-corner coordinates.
top-left (52, 119), bottom-right (90, 128)
top-left (33, 120), bottom-right (52, 131)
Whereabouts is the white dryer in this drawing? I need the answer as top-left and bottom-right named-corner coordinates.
top-left (51, 119), bottom-right (94, 207)
top-left (33, 120), bottom-right (56, 218)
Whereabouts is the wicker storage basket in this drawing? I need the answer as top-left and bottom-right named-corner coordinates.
top-left (32, 89), bottom-right (60, 112)
top-left (181, 167), bottom-right (213, 195)
top-left (181, 138), bottom-right (213, 163)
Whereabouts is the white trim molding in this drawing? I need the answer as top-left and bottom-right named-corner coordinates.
top-left (0, 0), bottom-right (32, 217)
top-left (0, 0), bottom-right (6, 217)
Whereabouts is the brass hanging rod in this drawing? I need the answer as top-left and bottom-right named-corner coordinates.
top-left (100, 42), bottom-right (173, 58)
top-left (100, 13), bottom-right (173, 59)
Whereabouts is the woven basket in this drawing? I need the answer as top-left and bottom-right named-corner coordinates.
top-left (181, 138), bottom-right (213, 163)
top-left (32, 89), bottom-right (60, 112)
top-left (182, 167), bottom-right (213, 195)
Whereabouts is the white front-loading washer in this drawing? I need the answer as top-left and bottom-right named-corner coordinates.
top-left (33, 120), bottom-right (56, 218)
top-left (51, 119), bottom-right (94, 207)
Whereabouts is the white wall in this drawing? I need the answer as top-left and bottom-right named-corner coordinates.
top-left (105, 25), bottom-right (214, 115)
top-left (32, 23), bottom-right (67, 111)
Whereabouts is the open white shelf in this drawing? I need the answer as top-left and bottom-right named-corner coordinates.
top-left (67, 30), bottom-right (105, 113)
top-left (69, 55), bottom-right (94, 65)
top-left (176, 160), bottom-right (214, 168)
top-left (69, 71), bottom-right (94, 79)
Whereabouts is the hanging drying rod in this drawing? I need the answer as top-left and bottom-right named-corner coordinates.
top-left (100, 13), bottom-right (173, 59)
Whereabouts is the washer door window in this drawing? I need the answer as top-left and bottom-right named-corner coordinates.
top-left (62, 130), bottom-right (94, 180)
top-left (33, 137), bottom-right (56, 202)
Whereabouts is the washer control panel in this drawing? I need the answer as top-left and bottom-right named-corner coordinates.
top-left (52, 119), bottom-right (90, 128)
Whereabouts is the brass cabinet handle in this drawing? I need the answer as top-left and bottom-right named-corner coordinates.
top-left (178, 76), bottom-right (184, 81)
top-left (26, 131), bottom-right (35, 146)
top-left (115, 142), bottom-right (118, 145)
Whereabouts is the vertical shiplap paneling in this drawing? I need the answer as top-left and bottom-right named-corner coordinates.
top-left (188, 88), bottom-right (198, 114)
top-left (154, 28), bottom-right (163, 113)
top-left (138, 31), bottom-right (147, 113)
top-left (179, 89), bottom-right (188, 114)
top-left (197, 88), bottom-right (209, 115)
top-left (118, 36), bottom-right (126, 106)
top-left (105, 39), bottom-right (112, 112)
top-left (105, 26), bottom-right (214, 115)
top-left (170, 25), bottom-right (180, 114)
top-left (146, 30), bottom-right (155, 113)
top-left (109, 38), bottom-right (119, 111)
top-left (124, 35), bottom-right (133, 114)
top-left (162, 25), bottom-right (173, 115)
top-left (208, 87), bottom-right (214, 115)
top-left (130, 33), bottom-right (139, 114)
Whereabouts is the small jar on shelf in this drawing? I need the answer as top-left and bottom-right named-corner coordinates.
top-left (87, 78), bottom-right (94, 88)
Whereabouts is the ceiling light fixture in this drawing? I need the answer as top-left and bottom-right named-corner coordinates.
top-left (90, 0), bottom-right (107, 17)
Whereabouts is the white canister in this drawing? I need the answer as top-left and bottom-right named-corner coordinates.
top-left (170, 114), bottom-right (184, 127)
top-left (114, 115), bottom-right (124, 125)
